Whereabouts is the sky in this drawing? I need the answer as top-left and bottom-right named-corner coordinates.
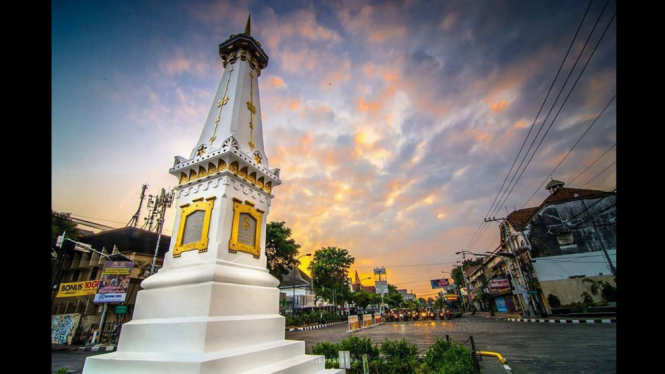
top-left (52, 0), bottom-right (617, 300)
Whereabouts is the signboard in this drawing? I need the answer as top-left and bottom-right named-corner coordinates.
top-left (373, 267), bottom-right (386, 275)
top-left (56, 280), bottom-right (100, 298)
top-left (430, 278), bottom-right (450, 288)
top-left (229, 199), bottom-right (263, 258)
top-left (490, 278), bottom-right (510, 289)
top-left (375, 280), bottom-right (388, 294)
top-left (339, 351), bottom-right (351, 369)
top-left (94, 261), bottom-right (134, 303)
top-left (115, 305), bottom-right (128, 314)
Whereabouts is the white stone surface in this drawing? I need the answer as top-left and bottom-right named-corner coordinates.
top-left (83, 26), bottom-right (340, 374)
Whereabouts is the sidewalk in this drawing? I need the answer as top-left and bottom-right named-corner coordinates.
top-left (476, 310), bottom-right (616, 324)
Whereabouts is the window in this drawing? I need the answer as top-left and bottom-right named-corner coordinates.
top-left (556, 233), bottom-right (574, 246)
top-left (90, 267), bottom-right (99, 280)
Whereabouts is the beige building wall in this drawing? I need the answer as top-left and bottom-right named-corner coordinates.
top-left (539, 274), bottom-right (616, 307)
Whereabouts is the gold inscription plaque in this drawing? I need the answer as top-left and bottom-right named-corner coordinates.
top-left (229, 198), bottom-right (263, 258)
top-left (173, 197), bottom-right (216, 257)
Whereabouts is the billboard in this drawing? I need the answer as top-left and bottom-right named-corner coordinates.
top-left (490, 278), bottom-right (510, 289)
top-left (375, 281), bottom-right (388, 294)
top-left (373, 267), bottom-right (386, 275)
top-left (430, 278), bottom-right (450, 288)
top-left (56, 280), bottom-right (100, 298)
top-left (94, 260), bottom-right (134, 303)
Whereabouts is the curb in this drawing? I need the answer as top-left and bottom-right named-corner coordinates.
top-left (506, 317), bottom-right (616, 324)
top-left (485, 315), bottom-right (616, 324)
top-left (286, 321), bottom-right (346, 332)
top-left (78, 344), bottom-right (117, 352)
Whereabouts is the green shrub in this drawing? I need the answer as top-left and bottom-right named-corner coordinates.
top-left (423, 338), bottom-right (475, 374)
top-left (380, 338), bottom-right (420, 373)
top-left (312, 335), bottom-right (476, 373)
top-left (312, 341), bottom-right (339, 361)
top-left (547, 294), bottom-right (561, 308)
top-left (601, 282), bottom-right (617, 302)
top-left (339, 336), bottom-right (380, 363)
top-left (580, 291), bottom-right (593, 304)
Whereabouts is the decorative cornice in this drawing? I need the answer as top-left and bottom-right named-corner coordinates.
top-left (170, 140), bottom-right (280, 196)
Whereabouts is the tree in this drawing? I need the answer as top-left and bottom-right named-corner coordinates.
top-left (265, 221), bottom-right (302, 282)
top-left (352, 289), bottom-right (372, 312)
top-left (384, 283), bottom-right (404, 309)
top-left (308, 247), bottom-right (355, 309)
top-left (433, 294), bottom-right (446, 309)
top-left (369, 292), bottom-right (382, 311)
top-left (52, 210), bottom-right (81, 245)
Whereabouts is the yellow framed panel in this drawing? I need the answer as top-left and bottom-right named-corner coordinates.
top-left (173, 197), bottom-right (216, 257)
top-left (229, 198), bottom-right (264, 258)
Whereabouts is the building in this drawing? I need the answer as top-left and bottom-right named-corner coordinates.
top-left (278, 267), bottom-right (314, 315)
top-left (467, 179), bottom-right (616, 315)
top-left (51, 227), bottom-right (170, 344)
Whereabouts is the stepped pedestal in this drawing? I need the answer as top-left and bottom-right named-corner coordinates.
top-left (83, 260), bottom-right (343, 373)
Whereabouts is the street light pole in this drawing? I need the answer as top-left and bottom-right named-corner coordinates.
top-left (292, 253), bottom-right (312, 316)
top-left (466, 249), bottom-right (529, 316)
top-left (454, 251), bottom-right (475, 313)
top-left (484, 217), bottom-right (533, 316)
top-left (61, 239), bottom-right (132, 344)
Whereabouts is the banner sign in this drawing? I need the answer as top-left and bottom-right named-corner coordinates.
top-left (56, 280), bottom-right (100, 298)
top-left (94, 261), bottom-right (134, 303)
top-left (490, 278), bottom-right (510, 289)
top-left (348, 315), bottom-right (360, 332)
top-left (430, 278), bottom-right (450, 288)
top-left (363, 314), bottom-right (372, 328)
top-left (373, 267), bottom-right (386, 275)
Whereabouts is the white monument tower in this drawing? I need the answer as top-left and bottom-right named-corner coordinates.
top-left (83, 16), bottom-right (343, 374)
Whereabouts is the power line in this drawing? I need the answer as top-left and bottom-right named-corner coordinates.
top-left (489, 1), bottom-right (616, 222)
top-left (464, 1), bottom-right (615, 253)
top-left (568, 143), bottom-right (616, 187)
top-left (522, 96), bottom-right (616, 208)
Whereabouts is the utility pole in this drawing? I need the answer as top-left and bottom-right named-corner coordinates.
top-left (127, 184), bottom-right (148, 228)
top-left (150, 188), bottom-right (174, 276)
top-left (580, 198), bottom-right (616, 276)
top-left (52, 231), bottom-right (68, 305)
top-left (455, 251), bottom-right (474, 313)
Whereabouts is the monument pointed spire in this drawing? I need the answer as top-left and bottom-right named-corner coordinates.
top-left (244, 14), bottom-right (251, 35)
top-left (83, 18), bottom-right (342, 374)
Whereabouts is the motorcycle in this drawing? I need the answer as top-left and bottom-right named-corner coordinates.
top-left (438, 308), bottom-right (451, 320)
top-left (398, 310), bottom-right (407, 321)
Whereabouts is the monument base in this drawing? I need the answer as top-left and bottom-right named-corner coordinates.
top-left (82, 262), bottom-right (343, 374)
top-left (83, 339), bottom-right (343, 373)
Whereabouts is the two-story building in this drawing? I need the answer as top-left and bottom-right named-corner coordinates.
top-left (466, 179), bottom-right (616, 315)
top-left (51, 227), bottom-right (170, 345)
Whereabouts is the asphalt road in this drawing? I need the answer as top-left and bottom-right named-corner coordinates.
top-left (285, 314), bottom-right (617, 374)
top-left (51, 314), bottom-right (617, 374)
